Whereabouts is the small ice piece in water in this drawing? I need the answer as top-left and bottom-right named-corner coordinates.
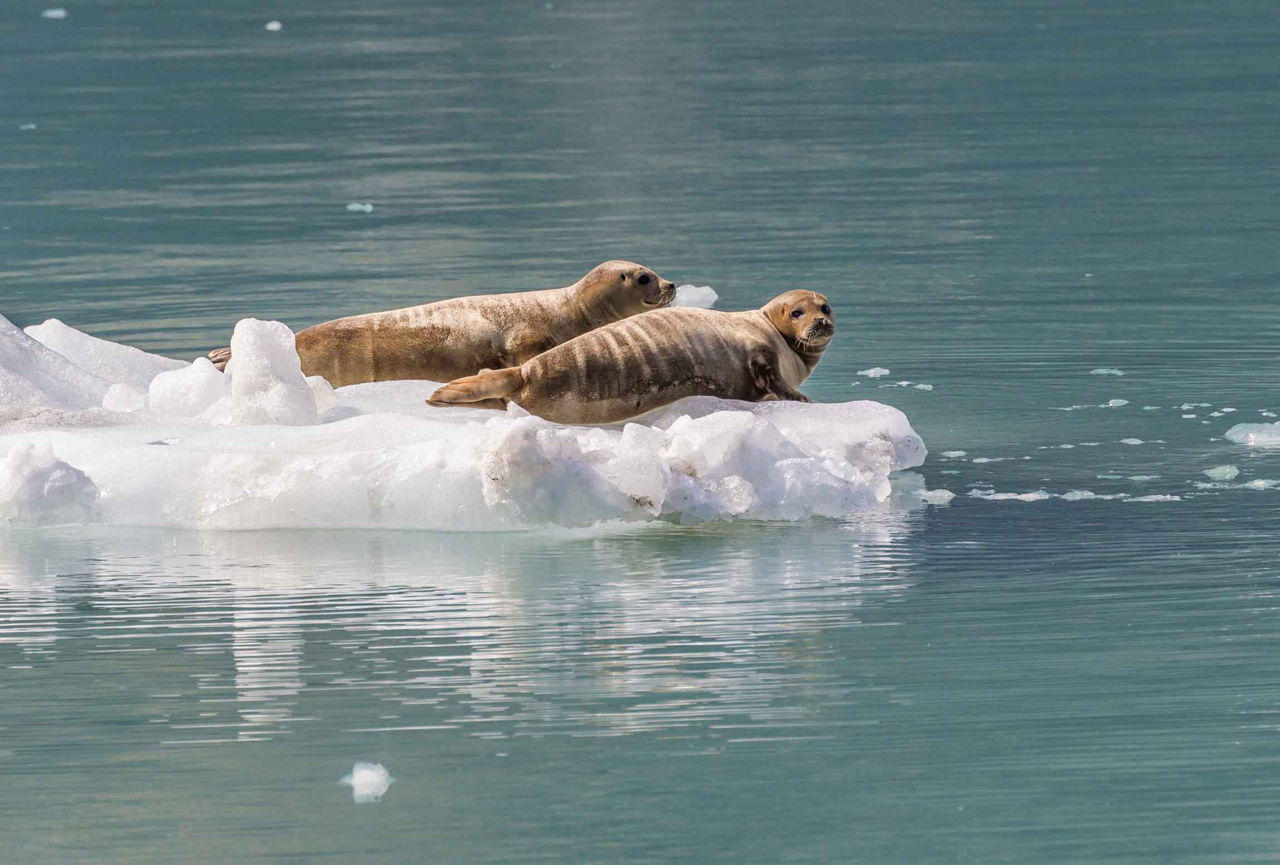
top-left (19, 123), bottom-right (37, 131)
top-left (340, 762), bottom-right (393, 804)
top-left (940, 450), bottom-right (966, 458)
top-left (914, 383), bottom-right (933, 391)
top-left (970, 457), bottom-right (1007, 464)
top-left (1097, 474), bottom-right (1122, 479)
top-left (1262, 411), bottom-right (1278, 418)
top-left (1209, 411), bottom-right (1223, 418)
top-left (969, 489), bottom-right (1051, 502)
top-left (857, 367), bottom-right (890, 378)
top-left (1243, 479), bottom-right (1279, 490)
top-left (1128, 475), bottom-right (1158, 481)
top-left (1089, 368), bottom-right (1125, 376)
top-left (265, 20), bottom-right (283, 31)
top-left (1221, 408), bottom-right (1237, 413)
top-left (1060, 490), bottom-right (1127, 501)
top-left (1105, 399), bottom-right (1129, 408)
top-left (1204, 465), bottom-right (1239, 481)
top-left (671, 284), bottom-right (718, 309)
top-left (346, 202), bottom-right (374, 213)
top-left (1131, 494), bottom-right (1181, 503)
top-left (1182, 414), bottom-right (1196, 419)
top-left (41, 8), bottom-right (68, 19)
top-left (917, 489), bottom-right (955, 505)
top-left (1118, 438), bottom-right (1144, 446)
top-left (1142, 406), bottom-right (1160, 411)
top-left (894, 381), bottom-right (912, 387)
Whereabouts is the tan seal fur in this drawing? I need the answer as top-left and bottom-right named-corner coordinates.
top-left (426, 290), bottom-right (835, 424)
top-left (206, 261), bottom-right (676, 387)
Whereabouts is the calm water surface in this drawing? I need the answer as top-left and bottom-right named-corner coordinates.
top-left (3, 0), bottom-right (1280, 861)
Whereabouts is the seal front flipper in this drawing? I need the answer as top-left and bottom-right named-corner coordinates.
top-left (749, 352), bottom-right (810, 402)
top-left (427, 366), bottom-right (524, 409)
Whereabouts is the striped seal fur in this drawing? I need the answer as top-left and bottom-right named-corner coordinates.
top-left (206, 261), bottom-right (676, 387)
top-left (426, 290), bottom-right (834, 424)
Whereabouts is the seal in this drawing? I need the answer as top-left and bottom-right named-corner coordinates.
top-left (206, 261), bottom-right (676, 388)
top-left (426, 290), bottom-right (834, 424)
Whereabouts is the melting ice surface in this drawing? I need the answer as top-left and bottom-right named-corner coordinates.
top-left (0, 315), bottom-right (926, 530)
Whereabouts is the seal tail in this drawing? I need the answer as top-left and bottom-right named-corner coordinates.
top-left (427, 367), bottom-right (524, 409)
top-left (208, 347), bottom-right (231, 371)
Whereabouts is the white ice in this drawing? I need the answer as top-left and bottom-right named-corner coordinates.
top-left (339, 762), bottom-right (393, 804)
top-left (1204, 465), bottom-right (1239, 481)
top-left (1226, 422), bottom-right (1280, 448)
top-left (671, 284), bottom-right (718, 309)
top-left (0, 316), bottom-right (926, 529)
top-left (857, 367), bottom-right (890, 378)
top-left (41, 8), bottom-right (68, 19)
top-left (1089, 368), bottom-right (1125, 376)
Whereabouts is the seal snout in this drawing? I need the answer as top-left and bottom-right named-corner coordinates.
top-left (646, 279), bottom-right (677, 308)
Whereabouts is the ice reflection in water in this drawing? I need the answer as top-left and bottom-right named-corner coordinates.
top-left (0, 479), bottom-right (927, 745)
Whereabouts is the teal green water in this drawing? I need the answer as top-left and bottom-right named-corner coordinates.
top-left (4, 0), bottom-right (1280, 861)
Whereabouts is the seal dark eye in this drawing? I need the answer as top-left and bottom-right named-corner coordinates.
top-left (637, 274), bottom-right (650, 285)
top-left (820, 304), bottom-right (831, 315)
top-left (790, 309), bottom-right (804, 319)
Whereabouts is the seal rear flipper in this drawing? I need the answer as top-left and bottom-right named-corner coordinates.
top-left (427, 367), bottom-right (524, 407)
top-left (208, 347), bottom-right (231, 371)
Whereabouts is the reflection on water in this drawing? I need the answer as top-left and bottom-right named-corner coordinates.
top-left (0, 497), bottom-right (923, 746)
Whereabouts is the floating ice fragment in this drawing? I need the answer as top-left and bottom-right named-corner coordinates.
top-left (1105, 399), bottom-right (1129, 408)
top-left (1, 315), bottom-right (110, 410)
top-left (1243, 479), bottom-right (1279, 490)
top-left (345, 202), bottom-right (374, 213)
top-left (857, 367), bottom-right (890, 379)
top-left (917, 488), bottom-right (955, 505)
top-left (1225, 422), bottom-right (1280, 448)
top-left (1060, 490), bottom-right (1127, 501)
top-left (1209, 412), bottom-right (1223, 418)
top-left (19, 123), bottom-right (36, 131)
top-left (1089, 368), bottom-right (1125, 376)
top-left (41, 8), bottom-right (68, 19)
top-left (914, 383), bottom-right (933, 391)
top-left (1182, 414), bottom-right (1196, 419)
top-left (265, 20), bottom-right (282, 31)
top-left (1221, 408), bottom-right (1237, 413)
top-left (940, 450), bottom-right (966, 458)
top-left (340, 762), bottom-right (393, 804)
top-left (970, 457), bottom-right (1007, 464)
top-left (969, 489), bottom-right (1051, 502)
top-left (1127, 475), bottom-right (1158, 481)
top-left (671, 284), bottom-right (718, 309)
top-left (1262, 411), bottom-right (1278, 418)
top-left (1131, 494), bottom-right (1180, 503)
top-left (1142, 406), bottom-right (1160, 411)
top-left (1118, 438), bottom-right (1144, 446)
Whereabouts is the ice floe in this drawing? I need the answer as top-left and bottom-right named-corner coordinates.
top-left (0, 316), bottom-right (926, 529)
top-left (1225, 422), bottom-right (1280, 448)
top-left (671, 284), bottom-right (719, 309)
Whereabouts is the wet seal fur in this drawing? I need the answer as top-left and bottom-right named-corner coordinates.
top-left (207, 261), bottom-right (676, 387)
top-left (426, 290), bottom-right (834, 424)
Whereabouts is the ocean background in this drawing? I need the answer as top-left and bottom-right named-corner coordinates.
top-left (4, 0), bottom-right (1280, 860)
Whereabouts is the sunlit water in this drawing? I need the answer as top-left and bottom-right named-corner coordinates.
top-left (4, 0), bottom-right (1280, 860)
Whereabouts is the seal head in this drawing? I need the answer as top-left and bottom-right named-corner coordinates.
top-left (576, 260), bottom-right (677, 325)
top-left (763, 289), bottom-right (835, 370)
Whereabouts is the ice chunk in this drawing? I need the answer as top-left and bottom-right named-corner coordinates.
top-left (857, 367), bottom-right (890, 378)
top-left (1131, 494), bottom-right (1180, 503)
top-left (1118, 438), bottom-right (1144, 446)
top-left (19, 123), bottom-right (36, 131)
top-left (0, 442), bottom-right (98, 525)
top-left (265, 20), bottom-right (282, 31)
top-left (339, 762), bottom-right (393, 804)
top-left (940, 450), bottom-right (966, 458)
top-left (345, 203), bottom-right (374, 213)
top-left (671, 284), bottom-right (718, 309)
top-left (1225, 422), bottom-right (1280, 448)
top-left (102, 383), bottom-right (147, 413)
top-left (1089, 368), bottom-right (1125, 376)
top-left (1060, 490), bottom-right (1126, 501)
top-left (0, 315), bottom-right (110, 411)
top-left (148, 358), bottom-right (227, 418)
top-left (41, 8), bottom-right (68, 19)
top-left (226, 319), bottom-right (318, 426)
top-left (24, 318), bottom-right (184, 390)
top-left (917, 488), bottom-right (954, 505)
top-left (1105, 399), bottom-right (1129, 408)
top-left (1204, 465), bottom-right (1239, 481)
top-left (969, 489), bottom-right (1050, 502)
top-left (914, 383), bottom-right (933, 391)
